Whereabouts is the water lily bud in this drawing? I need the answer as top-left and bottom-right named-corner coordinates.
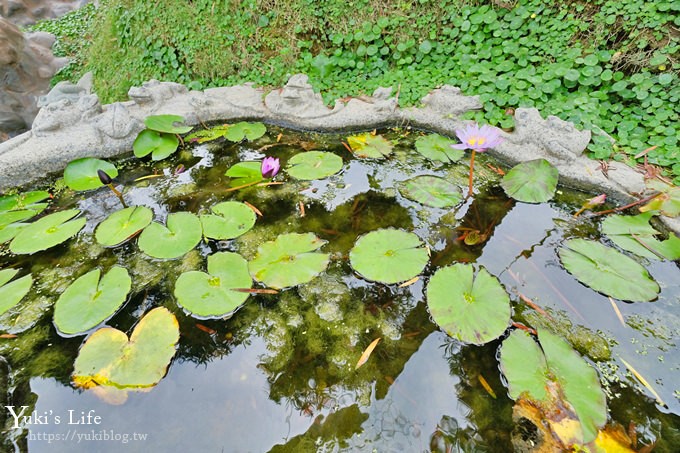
top-left (97, 169), bottom-right (113, 185)
top-left (261, 156), bottom-right (280, 179)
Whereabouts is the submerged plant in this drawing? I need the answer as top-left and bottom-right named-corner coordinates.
top-left (451, 123), bottom-right (503, 197)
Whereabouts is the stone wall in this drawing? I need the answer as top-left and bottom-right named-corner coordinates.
top-left (1, 0), bottom-right (92, 26)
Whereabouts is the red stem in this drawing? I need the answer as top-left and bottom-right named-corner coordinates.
top-left (468, 149), bottom-right (476, 198)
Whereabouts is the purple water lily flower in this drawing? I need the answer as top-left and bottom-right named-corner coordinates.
top-left (261, 156), bottom-right (280, 179)
top-left (451, 124), bottom-right (504, 152)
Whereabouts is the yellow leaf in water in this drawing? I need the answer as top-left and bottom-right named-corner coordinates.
top-left (355, 338), bottom-right (381, 370)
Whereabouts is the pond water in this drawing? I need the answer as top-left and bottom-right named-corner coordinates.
top-left (1, 126), bottom-right (679, 452)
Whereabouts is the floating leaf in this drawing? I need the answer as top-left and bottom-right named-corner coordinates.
top-left (355, 338), bottom-right (381, 370)
top-left (501, 159), bottom-right (558, 203)
top-left (95, 206), bottom-right (153, 247)
top-left (144, 114), bottom-right (192, 134)
top-left (0, 209), bottom-right (41, 229)
top-left (349, 229), bottom-right (429, 284)
top-left (73, 307), bottom-right (179, 389)
top-left (639, 180), bottom-right (680, 217)
top-left (0, 222), bottom-right (27, 244)
top-left (398, 175), bottom-right (463, 208)
top-left (63, 158), bottom-right (119, 191)
top-left (10, 210), bottom-right (86, 254)
top-left (558, 239), bottom-right (659, 302)
top-left (347, 132), bottom-right (393, 158)
top-left (286, 151), bottom-right (343, 180)
top-left (185, 124), bottom-right (230, 143)
top-left (224, 121), bottom-right (267, 141)
top-left (200, 201), bottom-right (256, 240)
top-left (249, 233), bottom-right (329, 289)
top-left (602, 212), bottom-right (680, 260)
top-left (414, 134), bottom-right (465, 163)
top-left (53, 266), bottom-right (131, 335)
top-left (174, 252), bottom-right (252, 318)
top-left (224, 161), bottom-right (263, 187)
top-left (0, 269), bottom-right (33, 316)
top-left (138, 212), bottom-right (202, 259)
top-left (133, 129), bottom-right (179, 160)
top-left (0, 191), bottom-right (50, 212)
top-left (426, 263), bottom-right (510, 345)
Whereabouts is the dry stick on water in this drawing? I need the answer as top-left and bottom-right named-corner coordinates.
top-left (608, 297), bottom-right (626, 327)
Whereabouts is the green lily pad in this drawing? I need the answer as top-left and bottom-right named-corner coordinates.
top-left (398, 175), bottom-right (463, 208)
top-left (347, 132), bottom-right (393, 158)
top-left (426, 263), bottom-right (511, 345)
top-left (200, 201), bottom-right (256, 240)
top-left (144, 114), bottom-right (192, 134)
top-left (501, 159), bottom-right (559, 203)
top-left (224, 121), bottom-right (267, 141)
top-left (0, 209), bottom-right (41, 228)
top-left (73, 307), bottom-right (179, 389)
top-left (249, 232), bottom-right (329, 289)
top-left (349, 229), bottom-right (429, 284)
top-left (558, 239), bottom-right (659, 302)
top-left (10, 210), bottom-right (86, 254)
top-left (0, 222), bottom-right (27, 244)
top-left (602, 213), bottom-right (680, 260)
top-left (63, 157), bottom-right (118, 191)
top-left (174, 252), bottom-right (252, 318)
top-left (95, 206), bottom-right (153, 247)
top-left (133, 129), bottom-right (180, 161)
top-left (225, 161), bottom-right (264, 187)
top-left (414, 134), bottom-right (465, 163)
top-left (138, 212), bottom-right (202, 259)
top-left (0, 269), bottom-right (33, 316)
top-left (53, 266), bottom-right (131, 335)
top-left (0, 190), bottom-right (50, 212)
top-left (286, 151), bottom-right (343, 180)
top-left (639, 180), bottom-right (680, 217)
top-left (186, 124), bottom-right (230, 143)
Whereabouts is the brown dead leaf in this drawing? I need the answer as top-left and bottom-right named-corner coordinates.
top-left (355, 338), bottom-right (381, 370)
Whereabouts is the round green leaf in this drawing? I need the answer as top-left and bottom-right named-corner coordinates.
top-left (138, 212), bottom-right (202, 259)
top-left (54, 266), bottom-right (131, 335)
top-left (398, 176), bottom-right (463, 208)
top-left (0, 222), bottom-right (27, 244)
top-left (501, 159), bottom-right (558, 203)
top-left (10, 210), bottom-right (86, 254)
top-left (0, 269), bottom-right (33, 316)
top-left (349, 229), bottom-right (429, 284)
top-left (186, 124), bottom-right (230, 143)
top-left (558, 239), bottom-right (660, 301)
top-left (499, 329), bottom-right (548, 401)
top-left (0, 191), bottom-right (50, 212)
top-left (133, 129), bottom-right (179, 160)
top-left (414, 134), bottom-right (465, 163)
top-left (286, 151), bottom-right (343, 180)
top-left (64, 158), bottom-right (118, 191)
top-left (602, 213), bottom-right (680, 260)
top-left (224, 161), bottom-right (264, 187)
top-left (0, 209), bottom-right (41, 228)
top-left (200, 201), bottom-right (256, 240)
top-left (224, 122), bottom-right (267, 141)
top-left (249, 233), bottom-right (329, 289)
top-left (174, 252), bottom-right (252, 318)
top-left (95, 206), bottom-right (153, 247)
top-left (73, 307), bottom-right (179, 389)
top-left (347, 132), bottom-right (393, 158)
top-left (426, 263), bottom-right (510, 345)
top-left (144, 114), bottom-right (192, 134)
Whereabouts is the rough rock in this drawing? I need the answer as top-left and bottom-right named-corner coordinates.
top-left (1, 0), bottom-right (92, 26)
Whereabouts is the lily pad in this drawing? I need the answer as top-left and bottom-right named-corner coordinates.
top-left (224, 121), bottom-right (267, 141)
top-left (349, 229), bottom-right (429, 284)
top-left (0, 222), bottom-right (27, 244)
top-left (63, 157), bottom-right (119, 191)
top-left (133, 129), bottom-right (179, 161)
top-left (95, 206), bottom-right (153, 247)
top-left (602, 213), bottom-right (680, 260)
top-left (225, 161), bottom-right (263, 187)
top-left (426, 263), bottom-right (510, 344)
top-left (414, 134), bottom-right (465, 163)
top-left (0, 269), bottom-right (33, 316)
top-left (0, 209), bottom-right (41, 228)
top-left (73, 307), bottom-right (179, 389)
top-left (0, 190), bottom-right (50, 212)
top-left (138, 212), bottom-right (202, 259)
top-left (398, 175), bottom-right (463, 208)
top-left (249, 233), bottom-right (329, 289)
top-left (347, 132), bottom-right (393, 158)
top-left (10, 210), bottom-right (86, 254)
top-left (286, 151), bottom-right (343, 180)
top-left (186, 124), bottom-right (230, 143)
top-left (53, 266), bottom-right (131, 335)
top-left (174, 252), bottom-right (252, 318)
top-left (501, 159), bottom-right (558, 203)
top-left (144, 114), bottom-right (192, 134)
top-left (639, 180), bottom-right (680, 217)
top-left (200, 201), bottom-right (256, 240)
top-left (558, 239), bottom-right (659, 302)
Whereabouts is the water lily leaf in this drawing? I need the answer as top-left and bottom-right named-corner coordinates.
top-left (95, 206), bottom-right (153, 247)
top-left (558, 239), bottom-right (659, 301)
top-left (414, 134), bottom-right (465, 163)
top-left (426, 263), bottom-right (510, 345)
top-left (174, 252), bottom-right (252, 318)
top-left (73, 307), bottom-right (179, 389)
top-left (0, 209), bottom-right (41, 228)
top-left (10, 210), bottom-right (86, 254)
top-left (0, 269), bottom-right (33, 316)
top-left (185, 124), bottom-right (230, 143)
top-left (224, 121), bottom-right (267, 141)
top-left (286, 151), bottom-right (343, 180)
top-left (0, 222), bottom-right (27, 244)
top-left (225, 161), bottom-right (263, 187)
top-left (133, 129), bottom-right (179, 160)
top-left (200, 201), bottom-right (256, 240)
top-left (53, 266), bottom-right (131, 335)
top-left (249, 233), bottom-right (329, 289)
top-left (639, 180), bottom-right (680, 217)
top-left (349, 229), bottom-right (429, 284)
top-left (499, 329), bottom-right (548, 401)
top-left (63, 158), bottom-right (118, 191)
top-left (144, 114), bottom-right (192, 134)
top-left (501, 159), bottom-right (558, 203)
top-left (347, 132), bottom-right (393, 158)
top-left (602, 212), bottom-right (680, 260)
top-left (0, 190), bottom-right (50, 212)
top-left (138, 212), bottom-right (202, 259)
top-left (398, 175), bottom-right (463, 208)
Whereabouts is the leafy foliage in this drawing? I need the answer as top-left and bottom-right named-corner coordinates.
top-left (63, 158), bottom-right (118, 191)
top-left (10, 210), bottom-right (86, 254)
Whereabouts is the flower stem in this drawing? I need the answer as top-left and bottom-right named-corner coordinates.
top-left (467, 150), bottom-right (476, 198)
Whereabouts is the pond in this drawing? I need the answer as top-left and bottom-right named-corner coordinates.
top-left (1, 123), bottom-right (679, 452)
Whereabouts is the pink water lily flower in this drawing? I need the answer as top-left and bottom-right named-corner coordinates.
top-left (451, 123), bottom-right (504, 197)
top-left (261, 156), bottom-right (280, 179)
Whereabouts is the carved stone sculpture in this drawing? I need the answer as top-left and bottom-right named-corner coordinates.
top-left (420, 85), bottom-right (483, 115)
top-left (1, 0), bottom-right (93, 27)
top-left (265, 74), bottom-right (344, 118)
